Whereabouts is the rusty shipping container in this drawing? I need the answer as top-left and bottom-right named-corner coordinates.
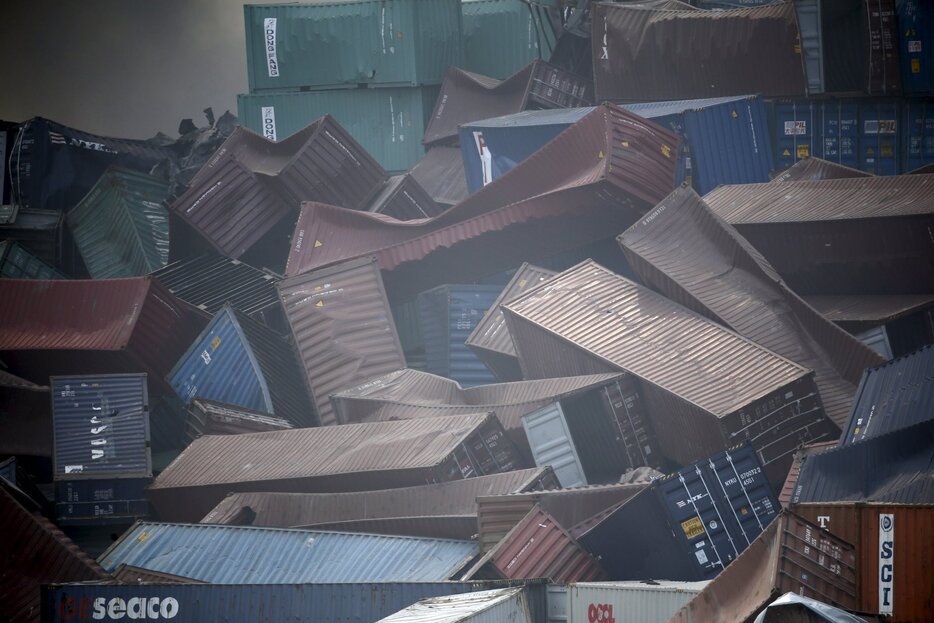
top-left (462, 505), bottom-right (608, 583)
top-left (501, 260), bottom-right (836, 482)
top-left (149, 413), bottom-right (526, 522)
top-left (703, 174), bottom-right (934, 295)
top-left (618, 187), bottom-right (884, 429)
top-left (277, 256), bottom-right (406, 426)
top-left (201, 466), bottom-right (558, 527)
top-left (792, 503), bottom-right (934, 622)
top-left (668, 510), bottom-right (859, 623)
top-left (592, 3), bottom-right (806, 102)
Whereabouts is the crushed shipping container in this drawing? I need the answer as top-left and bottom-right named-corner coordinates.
top-left (149, 413), bottom-right (525, 522)
top-left (618, 186), bottom-right (883, 429)
top-left (367, 174), bottom-right (443, 220)
top-left (0, 239), bottom-right (65, 279)
top-left (770, 157), bottom-right (872, 183)
top-left (0, 209), bottom-right (66, 272)
top-left (501, 260), bottom-right (835, 482)
top-left (98, 522), bottom-right (478, 584)
top-left (184, 398), bottom-right (294, 444)
top-left (409, 146), bottom-right (469, 208)
top-left (577, 444), bottom-right (779, 581)
top-left (376, 587), bottom-right (532, 623)
top-left (278, 256), bottom-right (406, 426)
top-left (565, 581), bottom-right (710, 623)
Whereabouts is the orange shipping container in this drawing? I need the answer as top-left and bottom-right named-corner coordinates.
top-left (792, 503), bottom-right (934, 622)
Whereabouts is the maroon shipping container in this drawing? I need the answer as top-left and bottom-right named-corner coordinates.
top-left (367, 174), bottom-right (444, 221)
top-left (0, 370), bottom-right (51, 458)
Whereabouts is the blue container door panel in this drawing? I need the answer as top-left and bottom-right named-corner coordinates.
top-left (818, 100), bottom-right (860, 168)
top-left (859, 100), bottom-right (901, 175)
top-left (903, 98), bottom-right (934, 171)
top-left (168, 309), bottom-right (272, 413)
top-left (898, 0), bottom-right (934, 95)
top-left (772, 100), bottom-right (819, 171)
top-left (445, 290), bottom-right (500, 387)
top-left (705, 447), bottom-right (778, 549)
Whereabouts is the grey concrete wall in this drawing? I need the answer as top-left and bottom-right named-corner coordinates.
top-left (0, 0), bottom-right (277, 138)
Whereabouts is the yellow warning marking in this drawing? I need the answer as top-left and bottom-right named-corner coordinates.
top-left (598, 150), bottom-right (605, 159)
top-left (621, 141), bottom-right (630, 148)
top-left (912, 59), bottom-right (921, 73)
top-left (137, 532), bottom-right (150, 543)
top-left (315, 300), bottom-right (324, 308)
top-left (661, 144), bottom-right (672, 158)
top-left (210, 336), bottom-right (222, 351)
top-left (867, 147), bottom-right (875, 155)
top-left (797, 145), bottom-right (810, 159)
top-left (731, 110), bottom-right (738, 119)
top-left (314, 240), bottom-right (323, 248)
top-left (783, 148), bottom-right (791, 156)
top-left (518, 279), bottom-right (528, 288)
top-left (314, 286), bottom-right (322, 291)
top-left (794, 44), bottom-right (801, 54)
top-left (681, 517), bottom-right (705, 539)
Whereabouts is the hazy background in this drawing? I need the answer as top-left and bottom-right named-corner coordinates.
top-left (0, 0), bottom-right (278, 138)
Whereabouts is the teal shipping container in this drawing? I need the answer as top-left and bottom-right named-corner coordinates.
top-left (66, 167), bottom-right (169, 279)
top-left (244, 1), bottom-right (463, 92)
top-left (462, 0), bottom-right (558, 79)
top-left (238, 87), bottom-right (439, 172)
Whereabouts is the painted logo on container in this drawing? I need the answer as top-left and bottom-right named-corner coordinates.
top-left (878, 513), bottom-right (894, 615)
top-left (57, 596), bottom-right (179, 620)
top-left (264, 18), bottom-right (279, 77)
top-left (261, 107), bottom-right (277, 142)
top-left (588, 603), bottom-right (615, 623)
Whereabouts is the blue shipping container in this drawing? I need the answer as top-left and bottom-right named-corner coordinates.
top-left (43, 581), bottom-right (548, 623)
top-left (771, 99), bottom-right (820, 171)
top-left (818, 100), bottom-right (861, 169)
top-left (859, 99), bottom-right (901, 174)
top-left (417, 285), bottom-right (502, 387)
top-left (54, 479), bottom-right (149, 525)
top-left (902, 98), bottom-right (934, 171)
top-left (51, 375), bottom-right (151, 481)
top-left (897, 0), bottom-right (934, 95)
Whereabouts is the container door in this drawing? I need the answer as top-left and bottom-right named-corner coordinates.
top-left (599, 379), bottom-right (663, 470)
top-left (897, 0), bottom-right (934, 95)
top-left (773, 99), bottom-right (818, 171)
top-left (859, 99), bottom-right (900, 174)
top-left (794, 0), bottom-right (825, 94)
top-left (521, 402), bottom-right (588, 488)
top-left (902, 98), bottom-right (934, 172)
top-left (819, 100), bottom-right (860, 168)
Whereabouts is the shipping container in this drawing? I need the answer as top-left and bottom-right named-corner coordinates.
top-left (462, 0), bottom-right (557, 79)
top-left (790, 419), bottom-right (934, 505)
top-left (502, 261), bottom-right (832, 483)
top-left (65, 167), bottom-right (169, 278)
top-left (201, 466), bottom-right (557, 527)
top-left (42, 581), bottom-right (550, 623)
top-left (772, 99), bottom-right (821, 171)
top-left (466, 263), bottom-right (556, 381)
top-left (897, 0), bottom-right (934, 94)
top-left (409, 146), bottom-right (469, 208)
top-left (167, 305), bottom-right (315, 427)
top-left (476, 483), bottom-right (646, 554)
top-left (297, 515), bottom-right (479, 540)
top-left (148, 413), bottom-right (525, 522)
top-left (463, 506), bottom-right (607, 583)
top-left (0, 208), bottom-right (65, 271)
top-left (902, 97), bottom-right (934, 172)
top-left (566, 581), bottom-right (709, 623)
top-left (592, 3), bottom-right (806, 102)
top-left (703, 175), bottom-right (934, 295)
top-left (792, 503), bottom-right (934, 622)
top-left (859, 99), bottom-right (901, 174)
top-left (770, 157), bottom-right (871, 182)
top-left (521, 403), bottom-right (587, 488)
top-left (669, 510), bottom-right (858, 623)
top-left (278, 256), bottom-right (406, 426)
top-left (842, 344), bottom-right (934, 445)
top-left (778, 441), bottom-right (837, 508)
top-left (238, 87), bottom-right (439, 173)
top-left (377, 587), bottom-right (531, 623)
top-left (54, 479), bottom-right (150, 526)
top-left (367, 173), bottom-right (443, 220)
top-left (417, 284), bottom-right (501, 387)
top-left (618, 186), bottom-right (883, 429)
top-left (243, 1), bottom-right (462, 92)
top-left (578, 444), bottom-right (779, 581)
top-left (0, 370), bottom-right (51, 459)
top-left (0, 239), bottom-right (65, 279)
top-left (184, 398), bottom-right (293, 444)
top-left (819, 99), bottom-right (862, 169)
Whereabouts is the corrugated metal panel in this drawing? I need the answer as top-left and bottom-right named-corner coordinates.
top-left (169, 119), bottom-right (387, 261)
top-left (201, 467), bottom-right (557, 527)
top-left (185, 398), bottom-right (293, 444)
top-left (368, 174), bottom-right (444, 220)
top-left (278, 256), bottom-right (406, 426)
top-left (842, 344), bottom-right (934, 445)
top-left (501, 260), bottom-right (832, 481)
top-left (463, 506), bottom-right (607, 582)
top-left (297, 515), bottom-right (478, 540)
top-left (65, 166), bottom-right (170, 278)
top-left (463, 0), bottom-right (553, 79)
top-left (43, 582), bottom-right (550, 623)
top-left (0, 240), bottom-right (65, 279)
top-left (54, 478), bottom-right (150, 525)
top-left (377, 587), bottom-right (530, 623)
top-left (417, 284), bottom-right (500, 387)
top-left (668, 510), bottom-right (858, 623)
top-left (51, 374), bottom-right (150, 480)
top-left (476, 483), bottom-right (646, 554)
top-left (285, 104), bottom-right (681, 300)
top-left (112, 564), bottom-right (203, 585)
top-left (898, 0), bottom-right (934, 95)
top-left (859, 99), bottom-right (901, 175)
top-left (791, 418), bottom-right (934, 504)
top-left (567, 581), bottom-right (709, 623)
top-left (149, 413), bottom-right (524, 522)
top-left (778, 441), bottom-right (836, 508)
top-left (791, 503), bottom-right (934, 621)
top-left (703, 174), bottom-right (934, 295)
top-left (526, 60), bottom-right (592, 109)
top-left (167, 306), bottom-right (315, 427)
top-left (409, 147), bottom-right (468, 207)
top-left (771, 157), bottom-right (872, 182)
top-left (243, 1), bottom-right (462, 92)
top-left (0, 479), bottom-right (111, 623)
top-left (98, 522), bottom-right (478, 584)
top-left (466, 264), bottom-right (557, 381)
top-left (578, 444), bottom-right (779, 581)
top-left (618, 186), bottom-right (882, 429)
top-left (592, 3), bottom-right (806, 102)
top-left (237, 87), bottom-right (439, 173)
top-left (902, 98), bottom-right (934, 173)
top-left (521, 403), bottom-right (587, 488)
top-left (0, 209), bottom-right (64, 270)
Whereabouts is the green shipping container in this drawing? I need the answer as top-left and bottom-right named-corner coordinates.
top-left (462, 0), bottom-right (558, 79)
top-left (245, 1), bottom-right (463, 92)
top-left (238, 87), bottom-right (440, 173)
top-left (66, 167), bottom-right (170, 279)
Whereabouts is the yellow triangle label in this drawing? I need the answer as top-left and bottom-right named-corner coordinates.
top-left (782, 149), bottom-right (791, 156)
top-left (518, 279), bottom-right (528, 288)
top-left (315, 300), bottom-right (325, 308)
top-left (314, 240), bottom-right (323, 248)
top-left (598, 150), bottom-right (605, 159)
top-left (731, 110), bottom-right (738, 118)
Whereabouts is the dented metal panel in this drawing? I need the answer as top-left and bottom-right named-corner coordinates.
top-left (377, 587), bottom-right (532, 623)
top-left (185, 399), bottom-right (293, 444)
top-left (368, 174), bottom-right (443, 220)
top-left (0, 239), bottom-right (64, 279)
top-left (409, 146), bottom-right (469, 207)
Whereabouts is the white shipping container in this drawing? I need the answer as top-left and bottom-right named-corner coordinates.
top-left (521, 402), bottom-right (587, 488)
top-left (376, 587), bottom-right (532, 623)
top-left (566, 581), bottom-right (709, 623)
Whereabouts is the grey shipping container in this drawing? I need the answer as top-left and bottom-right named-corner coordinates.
top-left (377, 587), bottom-right (531, 622)
top-left (43, 581), bottom-right (550, 623)
top-left (238, 87), bottom-right (440, 172)
top-left (54, 478), bottom-right (150, 525)
top-left (578, 444), bottom-right (780, 581)
top-left (244, 1), bottom-right (463, 92)
top-left (565, 581), bottom-right (710, 623)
